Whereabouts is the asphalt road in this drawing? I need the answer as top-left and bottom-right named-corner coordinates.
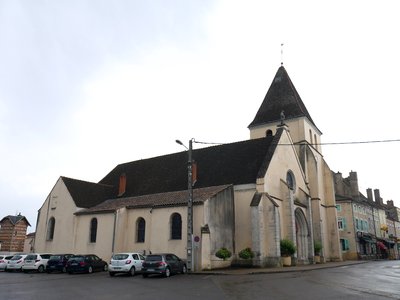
top-left (1, 260), bottom-right (399, 300)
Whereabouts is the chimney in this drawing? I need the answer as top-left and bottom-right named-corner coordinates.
top-left (387, 200), bottom-right (394, 207)
top-left (366, 188), bottom-right (373, 202)
top-left (118, 173), bottom-right (127, 196)
top-left (349, 171), bottom-right (359, 198)
top-left (333, 172), bottom-right (344, 195)
top-left (374, 189), bottom-right (383, 205)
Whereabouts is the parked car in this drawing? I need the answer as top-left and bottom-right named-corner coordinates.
top-left (46, 254), bottom-right (74, 273)
top-left (0, 255), bottom-right (14, 271)
top-left (22, 253), bottom-right (52, 273)
top-left (109, 252), bottom-right (145, 277)
top-left (66, 254), bottom-right (108, 274)
top-left (6, 254), bottom-right (28, 272)
top-left (141, 253), bottom-right (186, 278)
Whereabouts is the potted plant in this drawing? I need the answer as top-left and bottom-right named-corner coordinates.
top-left (314, 241), bottom-right (323, 263)
top-left (280, 239), bottom-right (296, 266)
top-left (238, 247), bottom-right (254, 260)
top-left (215, 247), bottom-right (232, 261)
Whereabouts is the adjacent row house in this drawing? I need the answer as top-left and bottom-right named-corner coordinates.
top-left (334, 171), bottom-right (400, 260)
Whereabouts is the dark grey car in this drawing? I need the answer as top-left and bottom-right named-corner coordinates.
top-left (141, 253), bottom-right (186, 278)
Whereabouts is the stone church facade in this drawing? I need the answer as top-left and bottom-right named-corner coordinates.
top-left (34, 65), bottom-right (342, 269)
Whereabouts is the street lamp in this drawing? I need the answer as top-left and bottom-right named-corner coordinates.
top-left (176, 138), bottom-right (194, 272)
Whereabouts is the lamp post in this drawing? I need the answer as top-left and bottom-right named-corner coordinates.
top-left (176, 139), bottom-right (194, 272)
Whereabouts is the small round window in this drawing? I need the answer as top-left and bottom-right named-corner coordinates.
top-left (286, 171), bottom-right (296, 190)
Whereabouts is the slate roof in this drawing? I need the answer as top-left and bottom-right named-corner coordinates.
top-left (61, 177), bottom-right (115, 208)
top-left (99, 131), bottom-right (282, 199)
top-left (248, 66), bottom-right (317, 130)
top-left (0, 215), bottom-right (31, 226)
top-left (75, 185), bottom-right (232, 215)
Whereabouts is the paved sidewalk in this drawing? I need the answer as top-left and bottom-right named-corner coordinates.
top-left (192, 260), bottom-right (367, 275)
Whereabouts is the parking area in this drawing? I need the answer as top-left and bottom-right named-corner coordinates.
top-left (0, 270), bottom-right (226, 300)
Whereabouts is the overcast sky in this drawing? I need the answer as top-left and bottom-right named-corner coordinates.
top-left (1, 0), bottom-right (399, 233)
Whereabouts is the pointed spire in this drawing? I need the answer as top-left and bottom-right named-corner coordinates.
top-left (248, 66), bottom-right (317, 129)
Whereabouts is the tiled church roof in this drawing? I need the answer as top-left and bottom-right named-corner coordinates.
top-left (248, 66), bottom-right (317, 130)
top-left (99, 133), bottom-right (280, 199)
top-left (61, 177), bottom-right (115, 208)
top-left (75, 185), bottom-right (232, 214)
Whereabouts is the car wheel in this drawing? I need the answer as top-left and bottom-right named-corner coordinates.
top-left (164, 267), bottom-right (171, 278)
top-left (129, 267), bottom-right (135, 276)
top-left (88, 266), bottom-right (93, 274)
top-left (181, 264), bottom-right (187, 274)
top-left (103, 264), bottom-right (108, 272)
top-left (109, 272), bottom-right (115, 277)
top-left (38, 265), bottom-right (45, 273)
top-left (142, 273), bottom-right (148, 278)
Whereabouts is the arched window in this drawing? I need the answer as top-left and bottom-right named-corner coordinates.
top-left (136, 217), bottom-right (145, 243)
top-left (171, 213), bottom-right (182, 240)
top-left (266, 129), bottom-right (273, 137)
top-left (286, 170), bottom-right (296, 190)
top-left (90, 218), bottom-right (97, 243)
top-left (47, 217), bottom-right (55, 241)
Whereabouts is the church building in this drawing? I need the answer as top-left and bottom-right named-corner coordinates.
top-left (34, 65), bottom-right (342, 269)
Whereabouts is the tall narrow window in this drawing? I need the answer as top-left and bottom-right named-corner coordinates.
top-left (47, 217), bottom-right (55, 241)
top-left (90, 218), bottom-right (97, 243)
top-left (136, 217), bottom-right (145, 243)
top-left (171, 213), bottom-right (182, 240)
top-left (286, 170), bottom-right (296, 190)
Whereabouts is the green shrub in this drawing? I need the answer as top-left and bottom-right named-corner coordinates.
top-left (280, 239), bottom-right (296, 257)
top-left (215, 247), bottom-right (232, 260)
top-left (314, 241), bottom-right (322, 255)
top-left (238, 247), bottom-right (254, 260)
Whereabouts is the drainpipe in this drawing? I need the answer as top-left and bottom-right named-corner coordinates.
top-left (371, 206), bottom-right (378, 259)
top-left (350, 201), bottom-right (357, 259)
top-left (111, 210), bottom-right (117, 255)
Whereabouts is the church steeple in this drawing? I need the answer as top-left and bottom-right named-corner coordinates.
top-left (248, 66), bottom-right (317, 130)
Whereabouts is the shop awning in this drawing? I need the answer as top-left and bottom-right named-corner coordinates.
top-left (377, 241), bottom-right (388, 250)
top-left (360, 236), bottom-right (374, 243)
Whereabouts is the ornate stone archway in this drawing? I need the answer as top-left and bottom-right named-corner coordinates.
top-left (295, 208), bottom-right (310, 264)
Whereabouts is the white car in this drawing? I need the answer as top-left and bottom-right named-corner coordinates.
top-left (109, 252), bottom-right (145, 276)
top-left (22, 253), bottom-right (52, 273)
top-left (6, 254), bottom-right (28, 271)
top-left (0, 255), bottom-right (14, 271)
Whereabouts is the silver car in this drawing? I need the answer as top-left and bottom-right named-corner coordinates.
top-left (6, 254), bottom-right (28, 271)
top-left (109, 253), bottom-right (145, 276)
top-left (0, 255), bottom-right (14, 271)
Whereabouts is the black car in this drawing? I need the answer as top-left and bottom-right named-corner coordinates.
top-left (46, 254), bottom-right (74, 273)
top-left (66, 254), bottom-right (108, 274)
top-left (142, 253), bottom-right (186, 278)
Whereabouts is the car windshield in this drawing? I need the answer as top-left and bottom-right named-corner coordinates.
top-left (69, 256), bottom-right (84, 262)
top-left (145, 255), bottom-right (163, 261)
top-left (112, 254), bottom-right (129, 260)
top-left (26, 255), bottom-right (37, 260)
top-left (50, 255), bottom-right (62, 260)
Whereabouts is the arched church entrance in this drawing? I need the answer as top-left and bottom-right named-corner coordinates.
top-left (295, 208), bottom-right (310, 264)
